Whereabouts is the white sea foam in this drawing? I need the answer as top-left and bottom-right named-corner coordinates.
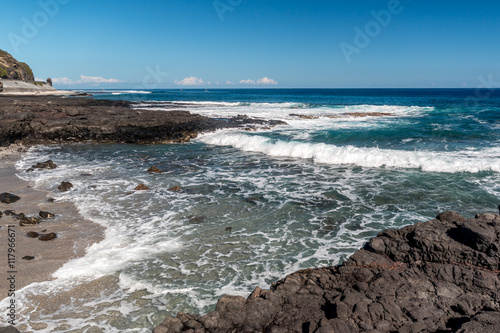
top-left (92, 90), bottom-right (152, 94)
top-left (198, 132), bottom-right (500, 173)
top-left (134, 102), bottom-right (431, 124)
top-left (9, 133), bottom-right (498, 331)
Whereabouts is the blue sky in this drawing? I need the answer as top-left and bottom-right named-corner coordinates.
top-left (1, 0), bottom-right (499, 89)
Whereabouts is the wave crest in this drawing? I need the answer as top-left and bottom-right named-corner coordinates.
top-left (198, 132), bottom-right (500, 173)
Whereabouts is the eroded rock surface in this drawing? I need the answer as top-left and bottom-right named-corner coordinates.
top-left (0, 96), bottom-right (285, 146)
top-left (154, 211), bottom-right (500, 333)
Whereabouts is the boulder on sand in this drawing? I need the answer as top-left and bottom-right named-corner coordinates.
top-left (0, 192), bottom-right (21, 204)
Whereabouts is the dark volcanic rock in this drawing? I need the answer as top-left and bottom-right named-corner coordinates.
top-left (148, 165), bottom-right (163, 173)
top-left (135, 184), bottom-right (150, 191)
top-left (22, 256), bottom-right (35, 260)
top-left (0, 192), bottom-right (21, 204)
top-left (0, 326), bottom-right (21, 333)
top-left (39, 210), bottom-right (55, 219)
top-left (27, 160), bottom-right (57, 171)
top-left (169, 186), bottom-right (182, 192)
top-left (0, 96), bottom-right (285, 147)
top-left (58, 181), bottom-right (73, 192)
top-left (188, 215), bottom-right (206, 224)
top-left (154, 211), bottom-right (500, 333)
top-left (26, 231), bottom-right (39, 238)
top-left (38, 232), bottom-right (57, 241)
top-left (19, 216), bottom-right (40, 226)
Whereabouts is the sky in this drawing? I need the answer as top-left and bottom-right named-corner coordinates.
top-left (1, 0), bottom-right (499, 89)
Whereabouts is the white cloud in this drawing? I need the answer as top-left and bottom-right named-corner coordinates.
top-left (51, 77), bottom-right (74, 85)
top-left (52, 75), bottom-right (123, 85)
top-left (175, 76), bottom-right (205, 86)
top-left (79, 75), bottom-right (122, 84)
top-left (239, 77), bottom-right (278, 85)
top-left (256, 77), bottom-right (278, 85)
top-left (226, 80), bottom-right (234, 85)
top-left (239, 79), bottom-right (256, 84)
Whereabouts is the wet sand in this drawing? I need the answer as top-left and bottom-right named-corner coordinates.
top-left (0, 144), bottom-right (105, 297)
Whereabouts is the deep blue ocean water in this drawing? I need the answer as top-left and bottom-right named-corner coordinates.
top-left (4, 89), bottom-right (499, 332)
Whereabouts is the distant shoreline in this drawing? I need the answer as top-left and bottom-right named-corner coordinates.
top-left (0, 79), bottom-right (75, 96)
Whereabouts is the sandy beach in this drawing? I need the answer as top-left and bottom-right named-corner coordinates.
top-left (0, 90), bottom-right (76, 96)
top-left (0, 144), bottom-right (105, 297)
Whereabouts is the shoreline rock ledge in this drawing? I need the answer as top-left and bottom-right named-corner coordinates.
top-left (154, 211), bottom-right (500, 333)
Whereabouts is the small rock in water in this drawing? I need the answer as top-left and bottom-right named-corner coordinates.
top-left (225, 227), bottom-right (233, 232)
top-left (147, 165), bottom-right (163, 173)
top-left (169, 186), bottom-right (182, 192)
top-left (0, 193), bottom-right (21, 204)
top-left (58, 181), bottom-right (74, 192)
top-left (188, 215), bottom-right (206, 224)
top-left (0, 211), bottom-right (2, 218)
top-left (22, 256), bottom-right (35, 260)
top-left (135, 184), bottom-right (150, 191)
top-left (27, 160), bottom-right (58, 171)
top-left (4, 210), bottom-right (16, 216)
top-left (39, 211), bottom-right (55, 219)
top-left (245, 197), bottom-right (259, 205)
top-left (47, 198), bottom-right (56, 202)
top-left (38, 232), bottom-right (57, 241)
top-left (80, 173), bottom-right (93, 177)
top-left (26, 231), bottom-right (39, 238)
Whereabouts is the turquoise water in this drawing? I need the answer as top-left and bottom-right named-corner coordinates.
top-left (4, 89), bottom-right (500, 332)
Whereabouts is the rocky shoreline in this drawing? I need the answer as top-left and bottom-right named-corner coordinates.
top-left (1, 95), bottom-right (499, 332)
top-left (0, 95), bottom-right (284, 147)
top-left (154, 210), bottom-right (500, 333)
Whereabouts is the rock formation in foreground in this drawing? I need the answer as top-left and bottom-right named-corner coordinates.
top-left (154, 211), bottom-right (500, 333)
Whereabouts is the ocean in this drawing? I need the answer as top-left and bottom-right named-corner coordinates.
top-left (4, 89), bottom-right (500, 332)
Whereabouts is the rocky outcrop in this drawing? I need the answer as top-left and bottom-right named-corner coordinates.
top-left (148, 166), bottom-right (163, 173)
top-left (0, 49), bottom-right (35, 81)
top-left (0, 96), bottom-right (285, 147)
top-left (26, 159), bottom-right (57, 172)
top-left (58, 181), bottom-right (74, 192)
top-left (154, 211), bottom-right (500, 333)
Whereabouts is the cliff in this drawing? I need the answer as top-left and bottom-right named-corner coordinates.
top-left (0, 49), bottom-right (35, 82)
